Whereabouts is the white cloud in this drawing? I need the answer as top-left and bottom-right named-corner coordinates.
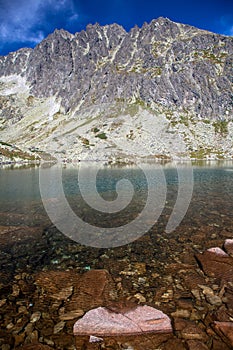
top-left (0, 0), bottom-right (79, 46)
top-left (0, 0), bottom-right (44, 44)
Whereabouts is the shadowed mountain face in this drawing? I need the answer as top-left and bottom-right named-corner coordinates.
top-left (0, 17), bottom-right (232, 162)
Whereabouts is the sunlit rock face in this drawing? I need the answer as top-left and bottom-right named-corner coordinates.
top-left (0, 17), bottom-right (232, 162)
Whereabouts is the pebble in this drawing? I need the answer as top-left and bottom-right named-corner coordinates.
top-left (11, 284), bottom-right (20, 297)
top-left (171, 309), bottom-right (191, 318)
top-left (25, 330), bottom-right (38, 343)
top-left (54, 321), bottom-right (66, 334)
top-left (134, 293), bottom-right (146, 303)
top-left (0, 299), bottom-right (7, 307)
top-left (1, 345), bottom-right (11, 350)
top-left (30, 311), bottom-right (41, 323)
top-left (24, 322), bottom-right (34, 334)
top-left (59, 309), bottom-right (84, 321)
top-left (44, 338), bottom-right (55, 346)
top-left (14, 333), bottom-right (25, 347)
top-left (89, 335), bottom-right (103, 343)
top-left (6, 322), bottom-right (14, 330)
top-left (18, 305), bottom-right (28, 314)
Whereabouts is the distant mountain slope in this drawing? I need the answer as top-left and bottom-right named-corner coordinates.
top-left (0, 17), bottom-right (232, 162)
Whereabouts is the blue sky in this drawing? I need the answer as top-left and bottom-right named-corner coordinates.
top-left (0, 0), bottom-right (232, 55)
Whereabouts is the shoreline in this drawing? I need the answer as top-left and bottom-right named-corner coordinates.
top-left (1, 156), bottom-right (233, 168)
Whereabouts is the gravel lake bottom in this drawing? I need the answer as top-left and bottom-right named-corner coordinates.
top-left (0, 161), bottom-right (233, 349)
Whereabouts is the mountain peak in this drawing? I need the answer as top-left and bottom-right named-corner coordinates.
top-left (0, 19), bottom-right (232, 161)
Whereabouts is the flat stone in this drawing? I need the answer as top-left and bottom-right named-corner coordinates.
top-left (195, 250), bottom-right (233, 284)
top-left (224, 286), bottom-right (233, 316)
top-left (171, 309), bottom-right (191, 318)
top-left (18, 345), bottom-right (53, 350)
top-left (211, 339), bottom-right (232, 350)
top-left (160, 338), bottom-right (187, 350)
top-left (30, 311), bottom-right (41, 323)
top-left (51, 286), bottom-right (73, 301)
top-left (186, 340), bottom-right (209, 350)
top-left (180, 325), bottom-right (207, 341)
top-left (66, 269), bottom-right (116, 311)
top-left (53, 321), bottom-right (65, 334)
top-left (74, 305), bottom-right (172, 336)
top-left (198, 285), bottom-right (222, 306)
top-left (212, 321), bottom-right (233, 347)
top-left (35, 270), bottom-right (79, 296)
top-left (174, 318), bottom-right (208, 342)
top-left (59, 309), bottom-right (84, 321)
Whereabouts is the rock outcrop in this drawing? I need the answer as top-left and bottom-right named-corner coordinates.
top-left (0, 17), bottom-right (232, 162)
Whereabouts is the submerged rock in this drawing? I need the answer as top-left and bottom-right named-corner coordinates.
top-left (18, 345), bottom-right (53, 350)
top-left (195, 249), bottom-right (233, 284)
top-left (212, 321), bottom-right (233, 348)
top-left (73, 305), bottom-right (172, 336)
top-left (224, 239), bottom-right (233, 256)
top-left (206, 247), bottom-right (229, 256)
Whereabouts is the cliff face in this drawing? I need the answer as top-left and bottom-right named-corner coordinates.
top-left (0, 17), bottom-right (232, 162)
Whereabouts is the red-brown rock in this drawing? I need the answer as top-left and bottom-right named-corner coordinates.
top-left (17, 345), bottom-right (53, 350)
top-left (186, 340), bottom-right (209, 350)
top-left (174, 318), bottom-right (208, 342)
top-left (212, 321), bottom-right (233, 348)
top-left (66, 269), bottom-right (116, 311)
top-left (224, 286), bottom-right (233, 317)
top-left (160, 338), bottom-right (187, 350)
top-left (35, 269), bottom-right (116, 313)
top-left (195, 250), bottom-right (233, 284)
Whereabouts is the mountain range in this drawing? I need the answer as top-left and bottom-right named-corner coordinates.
top-left (0, 17), bottom-right (232, 163)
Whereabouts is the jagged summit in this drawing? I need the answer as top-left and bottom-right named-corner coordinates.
top-left (0, 18), bottom-right (232, 162)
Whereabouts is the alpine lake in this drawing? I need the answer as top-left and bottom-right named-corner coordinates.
top-left (0, 160), bottom-right (233, 349)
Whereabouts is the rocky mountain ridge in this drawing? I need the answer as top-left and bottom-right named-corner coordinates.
top-left (0, 17), bottom-right (232, 163)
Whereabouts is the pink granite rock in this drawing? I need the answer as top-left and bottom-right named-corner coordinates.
top-left (73, 305), bottom-right (172, 336)
top-left (206, 247), bottom-right (228, 256)
top-left (224, 239), bottom-right (233, 256)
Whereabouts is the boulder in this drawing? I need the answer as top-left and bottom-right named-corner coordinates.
top-left (73, 305), bottom-right (172, 336)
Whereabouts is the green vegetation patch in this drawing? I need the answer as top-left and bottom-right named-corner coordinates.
top-left (79, 137), bottom-right (90, 147)
top-left (179, 115), bottom-right (189, 127)
top-left (95, 132), bottom-right (107, 140)
top-left (193, 50), bottom-right (227, 64)
top-left (190, 148), bottom-right (213, 159)
top-left (213, 120), bottom-right (228, 134)
top-left (0, 147), bottom-right (38, 161)
top-left (202, 119), bottom-right (211, 124)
